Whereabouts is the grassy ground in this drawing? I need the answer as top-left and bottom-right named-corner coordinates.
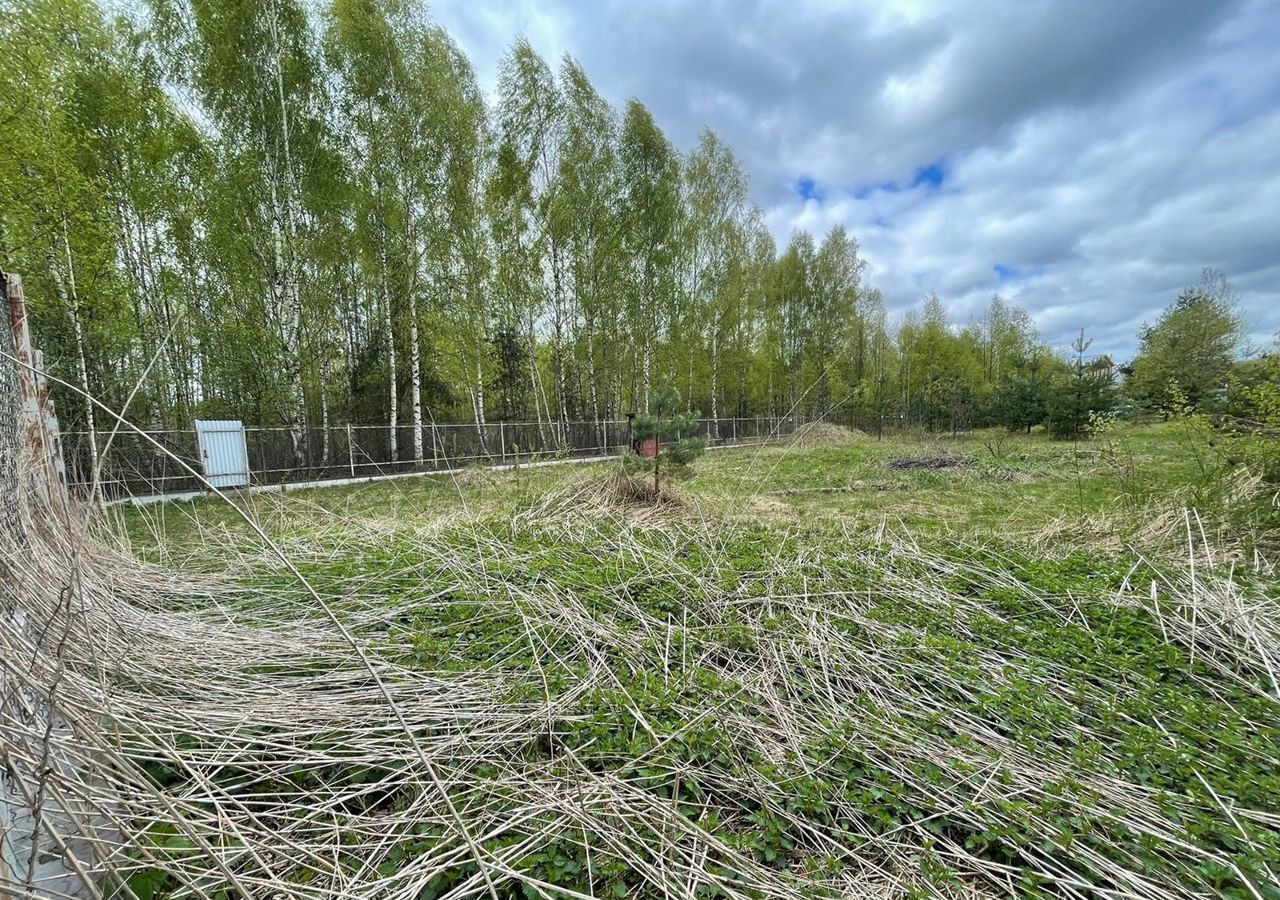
top-left (99, 423), bottom-right (1280, 898)
top-left (112, 421), bottom-right (1267, 561)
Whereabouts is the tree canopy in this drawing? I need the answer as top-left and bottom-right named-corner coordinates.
top-left (0, 0), bottom-right (1255, 467)
top-left (1127, 268), bottom-right (1244, 413)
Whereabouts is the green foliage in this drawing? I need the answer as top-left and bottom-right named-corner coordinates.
top-left (1045, 373), bottom-right (1115, 439)
top-left (990, 355), bottom-right (1052, 432)
top-left (622, 387), bottom-right (706, 491)
top-left (1046, 331), bottom-right (1116, 439)
top-left (1127, 268), bottom-right (1244, 413)
top-left (1225, 347), bottom-right (1280, 481)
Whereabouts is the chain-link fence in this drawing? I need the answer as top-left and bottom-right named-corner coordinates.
top-left (62, 415), bottom-right (807, 501)
top-left (4, 272), bottom-right (111, 899)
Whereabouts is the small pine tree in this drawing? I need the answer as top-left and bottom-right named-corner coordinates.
top-left (623, 388), bottom-right (707, 495)
top-left (1046, 330), bottom-right (1115, 439)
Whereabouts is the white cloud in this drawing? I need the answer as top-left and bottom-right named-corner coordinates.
top-left (429, 0), bottom-right (1280, 358)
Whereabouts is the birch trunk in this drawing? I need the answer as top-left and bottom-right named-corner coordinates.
top-left (550, 243), bottom-right (569, 436)
top-left (642, 339), bottom-right (651, 413)
top-left (474, 358), bottom-right (488, 450)
top-left (47, 225), bottom-right (98, 481)
top-left (686, 342), bottom-right (695, 412)
top-left (380, 238), bottom-right (398, 462)
top-left (586, 315), bottom-right (600, 442)
top-left (526, 315), bottom-right (549, 447)
top-left (319, 356), bottom-right (331, 466)
top-left (266, 0), bottom-right (306, 465)
top-left (410, 306), bottom-right (423, 465)
top-left (710, 327), bottom-right (719, 439)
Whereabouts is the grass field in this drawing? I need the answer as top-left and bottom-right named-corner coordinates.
top-left (101, 423), bottom-right (1280, 899)
top-left (116, 421), bottom-right (1271, 559)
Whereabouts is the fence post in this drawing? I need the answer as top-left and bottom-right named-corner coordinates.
top-left (603, 420), bottom-right (609, 454)
top-left (347, 424), bottom-right (355, 478)
top-left (3, 272), bottom-right (68, 508)
top-left (499, 422), bottom-right (506, 463)
top-left (732, 417), bottom-right (737, 444)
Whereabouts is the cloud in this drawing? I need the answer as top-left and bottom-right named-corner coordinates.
top-left (429, 0), bottom-right (1280, 359)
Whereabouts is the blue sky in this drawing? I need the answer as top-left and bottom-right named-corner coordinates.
top-left (432, 0), bottom-right (1280, 359)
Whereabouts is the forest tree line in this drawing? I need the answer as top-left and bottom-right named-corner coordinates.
top-left (1, 0), bottom-right (1262, 468)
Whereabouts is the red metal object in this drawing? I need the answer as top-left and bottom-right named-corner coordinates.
top-left (638, 437), bottom-right (659, 459)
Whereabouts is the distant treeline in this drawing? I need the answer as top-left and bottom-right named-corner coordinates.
top-left (0, 0), bottom-right (1262, 466)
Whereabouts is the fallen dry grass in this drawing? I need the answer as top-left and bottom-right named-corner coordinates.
top-left (5, 464), bottom-right (1280, 899)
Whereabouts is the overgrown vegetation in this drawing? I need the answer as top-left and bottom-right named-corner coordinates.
top-left (4, 2), bottom-right (1274, 897)
top-left (124, 422), bottom-right (1277, 556)
top-left (105, 422), bottom-right (1280, 899)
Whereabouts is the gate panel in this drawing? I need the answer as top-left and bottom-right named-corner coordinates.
top-left (195, 419), bottom-right (249, 488)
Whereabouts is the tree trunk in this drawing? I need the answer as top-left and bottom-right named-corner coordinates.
top-left (551, 242), bottom-right (569, 437)
top-left (586, 315), bottom-right (601, 442)
top-left (525, 312), bottom-right (549, 448)
top-left (473, 357), bottom-right (488, 455)
top-left (410, 304), bottom-right (423, 465)
top-left (265, 0), bottom-right (307, 467)
top-left (380, 239), bottom-right (398, 462)
top-left (47, 229), bottom-right (98, 484)
top-left (642, 338), bottom-right (651, 413)
top-left (710, 327), bottom-right (719, 440)
top-left (320, 356), bottom-right (331, 466)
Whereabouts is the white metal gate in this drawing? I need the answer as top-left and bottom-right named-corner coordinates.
top-left (195, 419), bottom-right (249, 488)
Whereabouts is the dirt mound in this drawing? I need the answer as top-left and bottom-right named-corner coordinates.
top-left (450, 465), bottom-right (497, 486)
top-left (523, 473), bottom-right (691, 525)
top-left (886, 454), bottom-right (971, 470)
top-left (786, 421), bottom-right (866, 448)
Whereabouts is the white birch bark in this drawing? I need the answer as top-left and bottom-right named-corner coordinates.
top-left (265, 0), bottom-right (307, 464)
top-left (642, 339), bottom-right (651, 412)
top-left (710, 326), bottom-right (719, 439)
top-left (47, 226), bottom-right (98, 481)
top-left (410, 305), bottom-right (423, 465)
top-left (319, 356), bottom-right (331, 466)
top-left (380, 238), bottom-right (398, 461)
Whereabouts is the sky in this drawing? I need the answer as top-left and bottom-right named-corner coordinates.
top-left (427, 0), bottom-right (1280, 360)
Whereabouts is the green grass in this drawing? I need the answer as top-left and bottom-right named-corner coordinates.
top-left (101, 423), bottom-right (1280, 898)
top-left (113, 422), bottom-right (1259, 560)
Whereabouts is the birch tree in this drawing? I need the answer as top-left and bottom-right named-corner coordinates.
top-left (619, 100), bottom-right (679, 413)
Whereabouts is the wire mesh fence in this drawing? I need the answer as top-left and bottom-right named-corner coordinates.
top-left (63, 415), bottom-right (808, 501)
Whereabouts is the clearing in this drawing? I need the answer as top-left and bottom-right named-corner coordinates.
top-left (90, 422), bottom-right (1280, 899)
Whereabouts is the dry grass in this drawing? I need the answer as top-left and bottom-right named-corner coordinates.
top-left (885, 455), bottom-right (971, 470)
top-left (451, 465), bottom-right (499, 487)
top-left (785, 422), bottom-right (866, 449)
top-left (518, 472), bottom-right (694, 527)
top-left (5, 449), bottom-right (1280, 900)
